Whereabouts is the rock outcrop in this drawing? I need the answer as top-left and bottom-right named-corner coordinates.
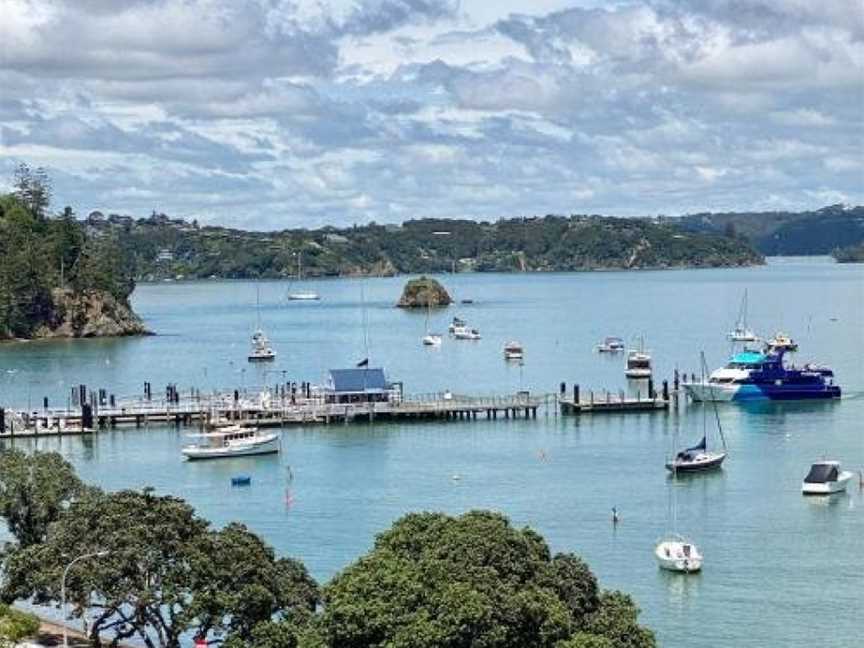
top-left (28, 288), bottom-right (150, 339)
top-left (396, 276), bottom-right (452, 308)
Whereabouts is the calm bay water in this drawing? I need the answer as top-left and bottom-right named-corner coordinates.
top-left (1, 257), bottom-right (862, 647)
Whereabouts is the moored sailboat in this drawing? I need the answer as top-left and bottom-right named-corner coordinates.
top-left (728, 289), bottom-right (758, 342)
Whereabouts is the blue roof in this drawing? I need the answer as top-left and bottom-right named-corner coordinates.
top-left (731, 351), bottom-right (766, 364)
top-left (328, 368), bottom-right (389, 393)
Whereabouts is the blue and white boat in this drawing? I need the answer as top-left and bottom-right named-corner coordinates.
top-left (684, 348), bottom-right (841, 402)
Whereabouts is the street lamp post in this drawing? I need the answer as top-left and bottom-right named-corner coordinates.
top-left (62, 550), bottom-right (109, 648)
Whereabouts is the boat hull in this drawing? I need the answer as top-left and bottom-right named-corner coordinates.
top-left (684, 382), bottom-right (841, 402)
top-left (182, 436), bottom-right (279, 460)
top-left (802, 471), bottom-right (853, 495)
top-left (666, 452), bottom-right (726, 473)
top-left (625, 369), bottom-right (651, 379)
top-left (655, 540), bottom-right (703, 573)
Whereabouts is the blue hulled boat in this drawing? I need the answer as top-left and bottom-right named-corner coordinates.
top-left (684, 348), bottom-right (840, 402)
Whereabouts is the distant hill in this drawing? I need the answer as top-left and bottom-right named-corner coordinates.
top-left (678, 204), bottom-right (864, 255)
top-left (87, 212), bottom-right (763, 280)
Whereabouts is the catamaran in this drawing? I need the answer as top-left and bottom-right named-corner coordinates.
top-left (684, 346), bottom-right (840, 402)
top-left (728, 289), bottom-right (758, 342)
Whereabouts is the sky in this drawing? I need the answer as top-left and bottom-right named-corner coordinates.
top-left (1, 0), bottom-right (862, 230)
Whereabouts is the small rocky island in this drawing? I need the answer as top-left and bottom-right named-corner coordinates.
top-left (396, 276), bottom-right (452, 308)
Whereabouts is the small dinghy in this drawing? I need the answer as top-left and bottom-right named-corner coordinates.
top-left (422, 333), bottom-right (442, 346)
top-left (801, 461), bottom-right (853, 495)
top-left (231, 475), bottom-right (252, 487)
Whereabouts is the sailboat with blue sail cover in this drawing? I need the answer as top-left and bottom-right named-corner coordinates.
top-left (668, 353), bottom-right (727, 473)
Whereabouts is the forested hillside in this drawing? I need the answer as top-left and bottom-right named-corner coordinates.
top-left (679, 204), bottom-right (864, 255)
top-left (92, 212), bottom-right (762, 281)
top-left (0, 165), bottom-right (144, 340)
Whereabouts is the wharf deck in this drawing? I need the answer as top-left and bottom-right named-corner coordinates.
top-left (558, 393), bottom-right (669, 414)
top-left (0, 392), bottom-right (554, 438)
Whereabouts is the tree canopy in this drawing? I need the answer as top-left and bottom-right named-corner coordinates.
top-left (2, 488), bottom-right (318, 648)
top-left (314, 511), bottom-right (655, 648)
top-left (0, 165), bottom-right (138, 339)
top-left (0, 453), bottom-right (654, 648)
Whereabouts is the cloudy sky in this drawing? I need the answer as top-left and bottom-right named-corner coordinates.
top-left (1, 0), bottom-right (862, 229)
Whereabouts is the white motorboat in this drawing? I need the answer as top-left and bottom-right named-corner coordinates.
top-left (655, 535), bottom-right (703, 573)
top-left (625, 351), bottom-right (652, 378)
top-left (249, 329), bottom-right (276, 361)
top-left (453, 326), bottom-right (481, 340)
top-left (767, 331), bottom-right (798, 352)
top-left (728, 289), bottom-right (758, 342)
top-left (448, 317), bottom-right (466, 333)
top-left (182, 426), bottom-right (279, 460)
top-left (597, 336), bottom-right (625, 353)
top-left (801, 461), bottom-right (854, 495)
top-left (422, 334), bottom-right (442, 346)
top-left (503, 341), bottom-right (524, 360)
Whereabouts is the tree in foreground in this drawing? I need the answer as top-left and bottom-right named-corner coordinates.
top-left (0, 449), bottom-right (87, 549)
top-left (2, 489), bottom-right (318, 648)
top-left (309, 510), bottom-right (654, 648)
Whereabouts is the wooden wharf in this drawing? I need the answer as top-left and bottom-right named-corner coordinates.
top-left (0, 376), bottom-right (679, 438)
top-left (557, 381), bottom-right (672, 414)
top-left (0, 390), bottom-right (555, 438)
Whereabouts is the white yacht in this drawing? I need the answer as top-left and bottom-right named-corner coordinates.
top-left (182, 426), bottom-right (279, 460)
top-left (249, 329), bottom-right (276, 361)
top-left (597, 336), bottom-right (625, 353)
top-left (801, 461), bottom-right (854, 495)
top-left (503, 341), bottom-right (524, 360)
top-left (422, 334), bottom-right (442, 346)
top-left (655, 535), bottom-right (703, 573)
top-left (287, 291), bottom-right (320, 301)
top-left (625, 350), bottom-right (652, 378)
top-left (453, 326), bottom-right (481, 340)
top-left (286, 253), bottom-right (320, 301)
top-left (728, 289), bottom-right (758, 342)
top-left (448, 317), bottom-right (466, 334)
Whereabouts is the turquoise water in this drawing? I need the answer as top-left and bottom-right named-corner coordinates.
top-left (1, 258), bottom-right (862, 647)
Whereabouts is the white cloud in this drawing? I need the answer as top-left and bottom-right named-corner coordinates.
top-left (0, 0), bottom-right (861, 226)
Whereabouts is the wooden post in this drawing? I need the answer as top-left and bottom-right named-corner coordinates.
top-left (573, 384), bottom-right (579, 404)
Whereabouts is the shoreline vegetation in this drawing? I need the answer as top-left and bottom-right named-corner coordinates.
top-left (0, 164), bottom-right (147, 342)
top-left (0, 449), bottom-right (656, 648)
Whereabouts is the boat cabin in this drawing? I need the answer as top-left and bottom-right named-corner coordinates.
top-left (803, 462), bottom-right (840, 484)
top-left (324, 368), bottom-right (401, 405)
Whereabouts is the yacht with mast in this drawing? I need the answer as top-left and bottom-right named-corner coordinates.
top-left (287, 253), bottom-right (320, 301)
top-left (728, 289), bottom-right (758, 342)
top-left (655, 419), bottom-right (704, 573)
top-left (667, 354), bottom-right (728, 472)
top-left (249, 286), bottom-right (276, 362)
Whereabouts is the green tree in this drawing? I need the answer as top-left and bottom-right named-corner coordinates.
top-left (313, 510), bottom-right (654, 648)
top-left (12, 162), bottom-right (52, 219)
top-left (2, 489), bottom-right (318, 648)
top-left (0, 449), bottom-right (87, 549)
